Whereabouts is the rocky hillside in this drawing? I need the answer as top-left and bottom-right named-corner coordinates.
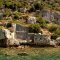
top-left (0, 0), bottom-right (60, 39)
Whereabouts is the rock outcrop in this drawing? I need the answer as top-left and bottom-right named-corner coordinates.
top-left (4, 28), bottom-right (20, 47)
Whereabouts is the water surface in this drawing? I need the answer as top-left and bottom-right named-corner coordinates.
top-left (0, 46), bottom-right (60, 60)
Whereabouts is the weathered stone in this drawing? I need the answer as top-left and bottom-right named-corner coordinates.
top-left (0, 29), bottom-right (6, 40)
top-left (19, 8), bottom-right (27, 13)
top-left (4, 29), bottom-right (20, 46)
top-left (56, 37), bottom-right (60, 44)
top-left (15, 24), bottom-right (28, 40)
top-left (0, 13), bottom-right (3, 20)
top-left (41, 10), bottom-right (60, 24)
top-left (0, 29), bottom-right (7, 47)
top-left (34, 34), bottom-right (51, 45)
top-left (28, 16), bottom-right (36, 24)
top-left (49, 40), bottom-right (57, 47)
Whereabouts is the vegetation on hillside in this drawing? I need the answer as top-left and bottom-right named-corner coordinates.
top-left (0, 0), bottom-right (60, 39)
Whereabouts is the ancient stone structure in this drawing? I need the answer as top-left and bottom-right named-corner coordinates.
top-left (0, 13), bottom-right (3, 20)
top-left (27, 33), bottom-right (57, 46)
top-left (3, 27), bottom-right (20, 47)
top-left (15, 24), bottom-right (28, 40)
top-left (1, 24), bottom-right (57, 47)
top-left (13, 24), bottom-right (57, 46)
top-left (0, 29), bottom-right (6, 47)
top-left (33, 34), bottom-right (51, 45)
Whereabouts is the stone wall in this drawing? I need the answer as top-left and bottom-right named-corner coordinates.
top-left (14, 24), bottom-right (51, 45)
top-left (0, 29), bottom-right (7, 47)
top-left (34, 34), bottom-right (51, 45)
top-left (15, 24), bottom-right (28, 40)
top-left (0, 23), bottom-right (57, 46)
top-left (0, 13), bottom-right (3, 20)
top-left (12, 24), bottom-right (58, 46)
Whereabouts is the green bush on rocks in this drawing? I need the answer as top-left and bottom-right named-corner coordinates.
top-left (36, 16), bottom-right (47, 28)
top-left (29, 24), bottom-right (42, 33)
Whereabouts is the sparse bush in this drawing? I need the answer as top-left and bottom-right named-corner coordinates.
top-left (36, 16), bottom-right (47, 28)
top-left (34, 2), bottom-right (43, 10)
top-left (4, 9), bottom-right (12, 16)
top-left (29, 24), bottom-right (42, 33)
top-left (51, 27), bottom-right (60, 39)
top-left (13, 11), bottom-right (20, 20)
top-left (55, 28), bottom-right (60, 36)
top-left (51, 34), bottom-right (58, 40)
top-left (48, 25), bottom-right (58, 33)
top-left (29, 2), bottom-right (43, 12)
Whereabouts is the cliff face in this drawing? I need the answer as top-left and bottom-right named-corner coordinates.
top-left (41, 10), bottom-right (60, 24)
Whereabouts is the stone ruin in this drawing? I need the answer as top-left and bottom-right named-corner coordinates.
top-left (3, 28), bottom-right (19, 47)
top-left (0, 29), bottom-right (6, 47)
top-left (0, 24), bottom-right (59, 47)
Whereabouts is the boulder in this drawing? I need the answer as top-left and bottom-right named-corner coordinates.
top-left (4, 29), bottom-right (20, 47)
top-left (49, 40), bottom-right (57, 47)
top-left (56, 37), bottom-right (60, 45)
top-left (28, 16), bottom-right (36, 24)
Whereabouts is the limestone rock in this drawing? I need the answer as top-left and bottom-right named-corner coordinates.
top-left (28, 16), bottom-right (36, 24)
top-left (4, 29), bottom-right (20, 46)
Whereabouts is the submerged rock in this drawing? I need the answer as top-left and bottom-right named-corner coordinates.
top-left (17, 52), bottom-right (28, 56)
top-left (4, 53), bottom-right (10, 56)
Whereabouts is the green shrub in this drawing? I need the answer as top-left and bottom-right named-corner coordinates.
top-left (34, 2), bottom-right (43, 10)
top-left (13, 11), bottom-right (21, 20)
top-left (0, 0), bottom-right (3, 7)
top-left (29, 24), bottom-right (42, 33)
top-left (51, 28), bottom-right (60, 39)
top-left (55, 28), bottom-right (60, 36)
top-left (48, 25), bottom-right (58, 33)
top-left (4, 9), bottom-right (12, 16)
top-left (51, 34), bottom-right (58, 40)
top-left (36, 16), bottom-right (47, 28)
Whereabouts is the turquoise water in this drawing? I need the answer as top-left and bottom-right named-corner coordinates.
top-left (0, 47), bottom-right (60, 60)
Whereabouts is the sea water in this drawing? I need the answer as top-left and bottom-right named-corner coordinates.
top-left (0, 47), bottom-right (60, 60)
